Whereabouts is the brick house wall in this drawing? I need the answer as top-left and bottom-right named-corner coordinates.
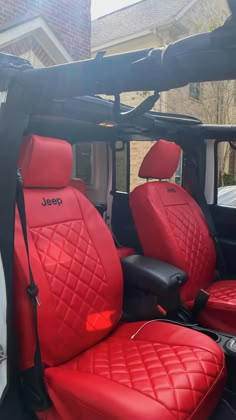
top-left (3, 37), bottom-right (55, 66)
top-left (0, 0), bottom-right (91, 60)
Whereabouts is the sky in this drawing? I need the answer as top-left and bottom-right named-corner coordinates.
top-left (91, 0), bottom-right (139, 20)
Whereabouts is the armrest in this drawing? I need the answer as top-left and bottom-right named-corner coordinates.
top-left (121, 255), bottom-right (188, 312)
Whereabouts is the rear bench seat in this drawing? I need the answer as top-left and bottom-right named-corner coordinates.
top-left (70, 177), bottom-right (135, 259)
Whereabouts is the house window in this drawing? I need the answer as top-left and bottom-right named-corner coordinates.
top-left (189, 82), bottom-right (201, 100)
top-left (75, 143), bottom-right (94, 185)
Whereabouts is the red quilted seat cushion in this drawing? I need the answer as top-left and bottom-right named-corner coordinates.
top-left (14, 185), bottom-right (123, 369)
top-left (39, 322), bottom-right (226, 420)
top-left (199, 280), bottom-right (236, 334)
top-left (29, 187), bottom-right (122, 366)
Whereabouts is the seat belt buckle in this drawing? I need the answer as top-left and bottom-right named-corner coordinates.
top-left (192, 289), bottom-right (210, 319)
top-left (27, 285), bottom-right (41, 306)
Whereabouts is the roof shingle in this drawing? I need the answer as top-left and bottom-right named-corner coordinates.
top-left (92, 0), bottom-right (192, 48)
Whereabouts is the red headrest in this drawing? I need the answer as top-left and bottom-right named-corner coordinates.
top-left (19, 135), bottom-right (73, 188)
top-left (139, 140), bottom-right (181, 179)
top-left (70, 178), bottom-right (87, 197)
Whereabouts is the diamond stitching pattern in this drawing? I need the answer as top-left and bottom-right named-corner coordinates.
top-left (31, 220), bottom-right (111, 337)
top-left (209, 286), bottom-right (236, 303)
top-left (166, 205), bottom-right (213, 298)
top-left (70, 337), bottom-right (223, 419)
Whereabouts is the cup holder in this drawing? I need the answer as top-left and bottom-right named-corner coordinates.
top-left (196, 329), bottom-right (220, 343)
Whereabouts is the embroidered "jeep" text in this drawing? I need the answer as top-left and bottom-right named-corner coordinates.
top-left (41, 198), bottom-right (63, 207)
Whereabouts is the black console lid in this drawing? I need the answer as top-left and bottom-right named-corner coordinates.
top-left (122, 255), bottom-right (188, 312)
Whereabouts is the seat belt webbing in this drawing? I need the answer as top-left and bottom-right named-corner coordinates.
top-left (16, 169), bottom-right (50, 412)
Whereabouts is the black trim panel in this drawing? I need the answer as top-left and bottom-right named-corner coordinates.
top-left (211, 204), bottom-right (236, 276)
top-left (112, 192), bottom-right (142, 253)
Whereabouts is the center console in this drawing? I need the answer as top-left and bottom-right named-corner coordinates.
top-left (122, 254), bottom-right (187, 313)
top-left (121, 254), bottom-right (236, 392)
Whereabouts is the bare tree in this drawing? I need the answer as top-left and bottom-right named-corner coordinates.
top-left (219, 142), bottom-right (231, 187)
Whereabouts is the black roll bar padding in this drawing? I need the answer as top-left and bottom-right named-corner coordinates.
top-left (11, 14), bottom-right (236, 102)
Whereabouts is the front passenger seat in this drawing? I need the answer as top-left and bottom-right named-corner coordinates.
top-left (130, 139), bottom-right (236, 334)
top-left (14, 135), bottom-right (226, 420)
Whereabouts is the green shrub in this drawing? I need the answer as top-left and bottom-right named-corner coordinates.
top-left (223, 173), bottom-right (236, 186)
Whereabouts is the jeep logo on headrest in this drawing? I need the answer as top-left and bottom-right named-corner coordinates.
top-left (41, 198), bottom-right (63, 207)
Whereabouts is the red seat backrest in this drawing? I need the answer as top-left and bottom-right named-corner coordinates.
top-left (130, 140), bottom-right (216, 302)
top-left (70, 178), bottom-right (87, 197)
top-left (70, 173), bottom-right (136, 260)
top-left (14, 135), bottom-right (123, 371)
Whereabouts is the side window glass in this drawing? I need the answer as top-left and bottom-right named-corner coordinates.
top-left (175, 152), bottom-right (183, 185)
top-left (74, 143), bottom-right (94, 185)
top-left (217, 141), bottom-right (236, 207)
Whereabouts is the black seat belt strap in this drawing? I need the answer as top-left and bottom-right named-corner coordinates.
top-left (16, 169), bottom-right (50, 412)
top-left (191, 289), bottom-right (210, 320)
top-left (16, 170), bottom-right (40, 306)
top-left (190, 159), bottom-right (227, 278)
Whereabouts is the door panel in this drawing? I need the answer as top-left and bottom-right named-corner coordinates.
top-left (211, 204), bottom-right (236, 276)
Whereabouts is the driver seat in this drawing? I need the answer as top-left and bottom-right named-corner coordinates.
top-left (130, 139), bottom-right (236, 334)
top-left (14, 135), bottom-right (226, 420)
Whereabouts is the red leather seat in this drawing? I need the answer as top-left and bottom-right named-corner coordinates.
top-left (14, 135), bottom-right (226, 420)
top-left (130, 139), bottom-right (236, 334)
top-left (70, 178), bottom-right (87, 196)
top-left (70, 174), bottom-right (135, 260)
